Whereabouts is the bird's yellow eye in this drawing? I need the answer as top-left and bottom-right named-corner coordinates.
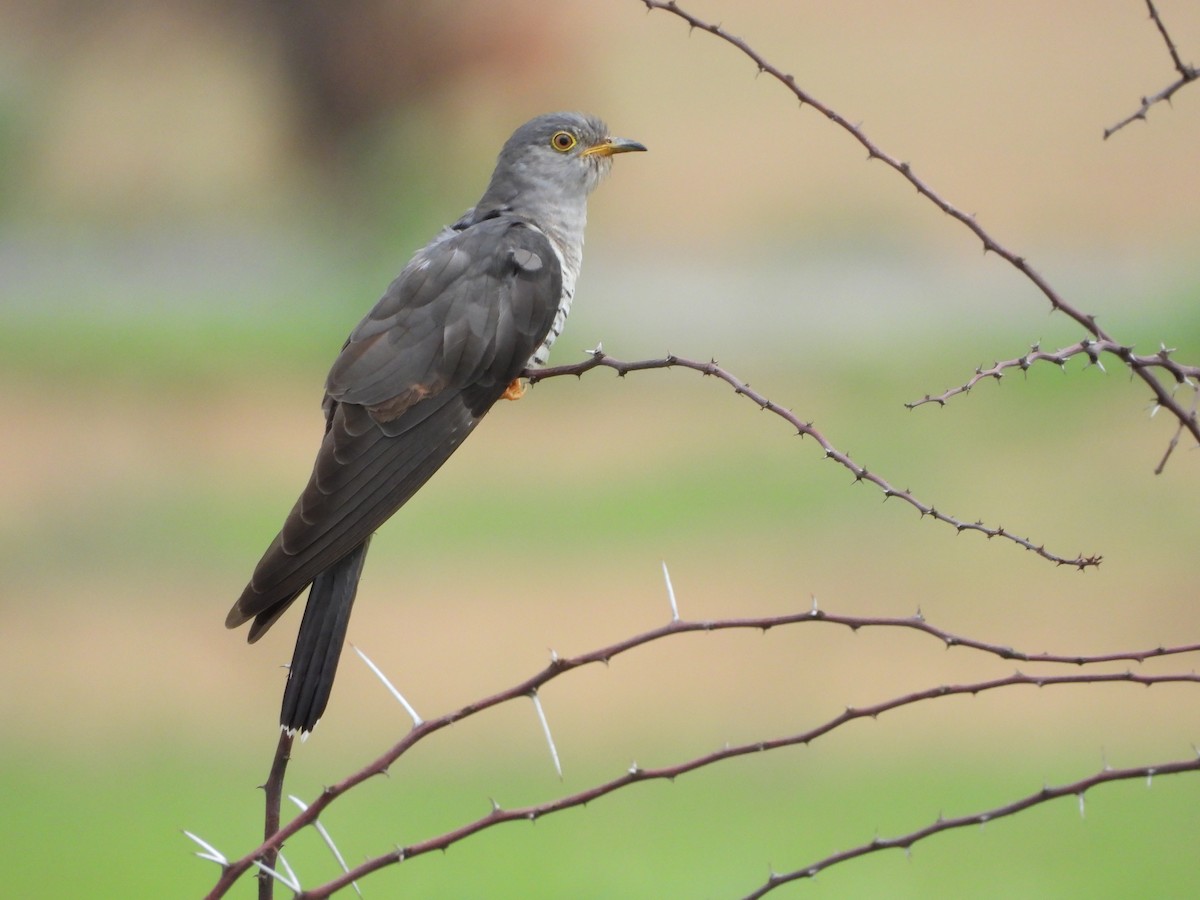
top-left (550, 131), bottom-right (577, 152)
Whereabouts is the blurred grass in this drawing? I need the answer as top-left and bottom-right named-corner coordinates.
top-left (2, 289), bottom-right (1198, 897)
top-left (3, 739), bottom-right (1199, 898)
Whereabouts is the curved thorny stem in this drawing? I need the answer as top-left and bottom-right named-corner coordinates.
top-left (1104, 0), bottom-right (1199, 138)
top-left (527, 350), bottom-right (1102, 569)
top-left (639, 0), bottom-right (1200, 458)
top-left (203, 600), bottom-right (1200, 897)
top-left (739, 754), bottom-right (1200, 898)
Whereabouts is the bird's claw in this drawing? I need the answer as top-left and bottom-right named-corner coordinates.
top-left (502, 378), bottom-right (526, 401)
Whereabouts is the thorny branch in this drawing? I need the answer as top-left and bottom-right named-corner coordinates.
top-left (1104, 0), bottom-right (1199, 138)
top-left (639, 0), bottom-right (1200, 456)
top-left (740, 753), bottom-right (1200, 899)
top-left (316, 673), bottom-right (1200, 898)
top-left (527, 351), bottom-right (1102, 569)
top-left (204, 605), bottom-right (1200, 897)
top-left (1156, 385), bottom-right (1200, 473)
top-left (905, 338), bottom-right (1200, 409)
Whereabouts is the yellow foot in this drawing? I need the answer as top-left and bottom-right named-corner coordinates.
top-left (502, 378), bottom-right (526, 401)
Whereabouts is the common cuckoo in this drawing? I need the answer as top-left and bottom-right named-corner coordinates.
top-left (226, 112), bottom-right (645, 734)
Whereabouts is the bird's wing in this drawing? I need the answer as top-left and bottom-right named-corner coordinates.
top-left (227, 215), bottom-right (562, 638)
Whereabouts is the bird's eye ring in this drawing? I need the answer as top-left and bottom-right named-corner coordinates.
top-left (550, 131), bottom-right (577, 152)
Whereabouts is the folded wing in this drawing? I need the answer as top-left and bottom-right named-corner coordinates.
top-left (227, 215), bottom-right (562, 639)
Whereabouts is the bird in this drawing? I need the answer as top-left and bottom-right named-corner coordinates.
top-left (226, 112), bottom-right (646, 735)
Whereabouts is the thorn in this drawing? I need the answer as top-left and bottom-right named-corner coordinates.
top-left (182, 830), bottom-right (228, 866)
top-left (250, 859), bottom-right (300, 892)
top-left (352, 644), bottom-right (423, 726)
top-left (662, 560), bottom-right (680, 621)
top-left (289, 794), bottom-right (359, 893)
top-left (274, 852), bottom-right (300, 892)
top-left (529, 690), bottom-right (562, 778)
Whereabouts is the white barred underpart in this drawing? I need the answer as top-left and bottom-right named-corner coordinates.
top-left (526, 221), bottom-right (581, 368)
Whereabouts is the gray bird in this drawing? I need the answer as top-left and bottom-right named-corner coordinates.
top-left (226, 112), bottom-right (645, 734)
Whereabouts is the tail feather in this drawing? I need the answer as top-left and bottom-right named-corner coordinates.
top-left (280, 538), bottom-right (371, 734)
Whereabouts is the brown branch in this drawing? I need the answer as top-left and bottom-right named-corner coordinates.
top-left (1156, 382), bottom-right (1200, 473)
top-left (257, 730), bottom-right (293, 900)
top-left (296, 671), bottom-right (1200, 898)
top-left (1149, 0), bottom-right (1193, 74)
top-left (740, 752), bottom-right (1200, 898)
top-left (638, 0), bottom-right (1200, 455)
top-left (205, 603), bottom-right (1200, 896)
top-left (906, 338), bottom-right (1200, 410)
top-left (1105, 0), bottom-right (1199, 138)
top-left (527, 351), bottom-right (1102, 569)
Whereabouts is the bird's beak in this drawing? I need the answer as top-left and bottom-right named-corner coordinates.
top-left (582, 136), bottom-right (648, 158)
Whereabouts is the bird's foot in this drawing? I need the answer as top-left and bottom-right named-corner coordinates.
top-left (502, 378), bottom-right (526, 401)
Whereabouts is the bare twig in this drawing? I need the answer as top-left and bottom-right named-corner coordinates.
top-left (527, 350), bottom-right (1102, 569)
top-left (205, 604), bottom-right (1200, 897)
top-left (1105, 0), bottom-right (1199, 138)
top-left (638, 0), bottom-right (1200, 456)
top-left (739, 752), bottom-right (1200, 898)
top-left (1149, 0), bottom-right (1193, 74)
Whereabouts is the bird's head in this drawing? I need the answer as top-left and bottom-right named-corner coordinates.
top-left (479, 112), bottom-right (646, 212)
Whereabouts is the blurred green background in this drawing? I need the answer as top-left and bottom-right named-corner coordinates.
top-left (2, 1), bottom-right (1199, 897)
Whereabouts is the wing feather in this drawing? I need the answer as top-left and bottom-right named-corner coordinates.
top-left (227, 216), bottom-right (562, 633)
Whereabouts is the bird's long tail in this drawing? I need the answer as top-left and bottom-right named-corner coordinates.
top-left (280, 538), bottom-right (371, 734)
